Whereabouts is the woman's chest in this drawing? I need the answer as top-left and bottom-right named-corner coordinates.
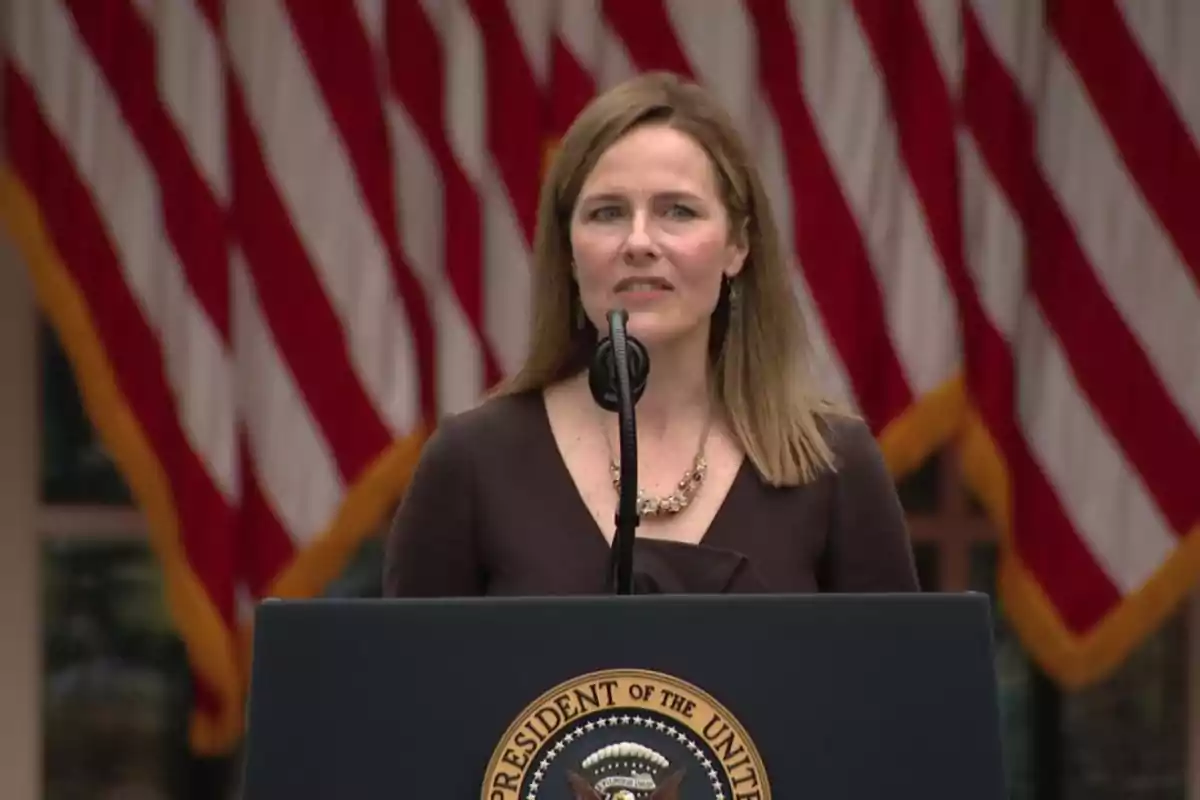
top-left (474, 458), bottom-right (834, 595)
top-left (557, 427), bottom-right (748, 548)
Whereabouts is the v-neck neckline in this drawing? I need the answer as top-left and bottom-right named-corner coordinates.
top-left (531, 390), bottom-right (748, 553)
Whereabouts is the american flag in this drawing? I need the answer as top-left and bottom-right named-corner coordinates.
top-left (3, 0), bottom-right (1197, 754)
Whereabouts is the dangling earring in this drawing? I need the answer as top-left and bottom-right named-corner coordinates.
top-left (725, 275), bottom-right (740, 314)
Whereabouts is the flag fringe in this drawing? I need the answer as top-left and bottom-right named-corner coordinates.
top-left (1, 165), bottom-right (433, 754)
top-left (878, 373), bottom-right (967, 479)
top-left (959, 408), bottom-right (1200, 688)
top-left (234, 428), bottom-right (428, 683)
top-left (0, 168), bottom-right (243, 754)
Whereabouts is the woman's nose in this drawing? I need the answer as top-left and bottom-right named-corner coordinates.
top-left (622, 212), bottom-right (659, 263)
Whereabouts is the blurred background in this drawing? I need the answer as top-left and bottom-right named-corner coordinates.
top-left (1, 0), bottom-right (1198, 798)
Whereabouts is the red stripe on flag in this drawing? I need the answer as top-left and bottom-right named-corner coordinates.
top-left (227, 79), bottom-right (391, 479)
top-left (237, 436), bottom-right (297, 598)
top-left (283, 0), bottom-right (438, 423)
top-left (1052, 0), bottom-right (1200, 289)
top-left (192, 0), bottom-right (222, 32)
top-left (6, 65), bottom-right (237, 706)
top-left (747, 0), bottom-right (914, 432)
top-left (466, 0), bottom-right (543, 245)
top-left (1010, 434), bottom-right (1125, 631)
top-left (853, 0), bottom-right (965, 312)
top-left (961, 4), bottom-right (1128, 632)
top-left (549, 36), bottom-right (596, 137)
top-left (602, 0), bottom-right (692, 76)
top-left (384, 1), bottom-right (502, 387)
top-left (852, 0), bottom-right (1016, 481)
top-left (960, 7), bottom-right (1200, 534)
top-left (65, 0), bottom-right (230, 337)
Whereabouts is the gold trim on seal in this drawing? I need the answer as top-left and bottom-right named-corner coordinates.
top-left (481, 668), bottom-right (771, 799)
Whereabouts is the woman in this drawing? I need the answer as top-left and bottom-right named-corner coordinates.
top-left (383, 72), bottom-right (918, 597)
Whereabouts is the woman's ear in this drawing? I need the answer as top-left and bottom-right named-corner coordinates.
top-left (727, 245), bottom-right (748, 279)
top-left (727, 220), bottom-right (749, 278)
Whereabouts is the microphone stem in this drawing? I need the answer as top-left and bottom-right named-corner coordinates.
top-left (611, 314), bottom-right (639, 596)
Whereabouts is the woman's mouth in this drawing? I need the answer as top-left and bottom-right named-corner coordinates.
top-left (614, 277), bottom-right (674, 294)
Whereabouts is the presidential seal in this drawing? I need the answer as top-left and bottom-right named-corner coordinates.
top-left (481, 668), bottom-right (770, 800)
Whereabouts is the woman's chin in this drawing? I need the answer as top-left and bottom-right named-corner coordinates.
top-left (623, 314), bottom-right (702, 350)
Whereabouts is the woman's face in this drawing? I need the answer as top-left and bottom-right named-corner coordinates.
top-left (570, 124), bottom-right (746, 349)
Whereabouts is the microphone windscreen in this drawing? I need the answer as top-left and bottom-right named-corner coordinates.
top-left (588, 317), bottom-right (649, 411)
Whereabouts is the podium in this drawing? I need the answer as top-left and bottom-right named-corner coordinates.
top-left (240, 592), bottom-right (1007, 799)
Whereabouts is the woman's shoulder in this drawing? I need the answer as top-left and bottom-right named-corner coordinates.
top-left (420, 389), bottom-right (546, 463)
top-left (809, 407), bottom-right (900, 508)
top-left (809, 407), bottom-right (918, 590)
top-left (753, 400), bottom-right (890, 497)
top-left (816, 408), bottom-right (884, 471)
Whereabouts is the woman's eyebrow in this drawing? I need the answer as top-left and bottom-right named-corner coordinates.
top-left (579, 190), bottom-right (705, 204)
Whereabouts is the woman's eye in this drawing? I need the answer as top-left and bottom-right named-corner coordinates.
top-left (665, 204), bottom-right (697, 219)
top-left (588, 206), bottom-right (623, 221)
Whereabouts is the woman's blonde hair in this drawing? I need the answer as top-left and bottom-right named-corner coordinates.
top-left (496, 72), bottom-right (847, 485)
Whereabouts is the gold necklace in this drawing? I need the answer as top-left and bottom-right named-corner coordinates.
top-left (605, 415), bottom-right (712, 519)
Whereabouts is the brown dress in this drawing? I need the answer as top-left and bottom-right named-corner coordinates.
top-left (382, 391), bottom-right (920, 597)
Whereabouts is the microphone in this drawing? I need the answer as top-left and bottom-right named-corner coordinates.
top-left (588, 308), bottom-right (649, 595)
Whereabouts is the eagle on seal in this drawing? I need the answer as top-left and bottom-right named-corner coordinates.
top-left (566, 768), bottom-right (685, 800)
